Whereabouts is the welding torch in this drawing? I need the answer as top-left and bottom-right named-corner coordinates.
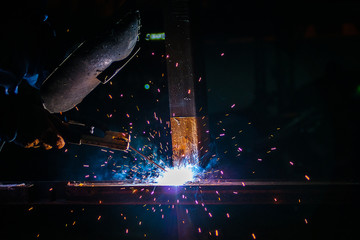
top-left (63, 121), bottom-right (166, 172)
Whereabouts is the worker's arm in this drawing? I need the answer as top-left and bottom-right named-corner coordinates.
top-left (0, 89), bottom-right (65, 150)
top-left (0, 5), bottom-right (66, 150)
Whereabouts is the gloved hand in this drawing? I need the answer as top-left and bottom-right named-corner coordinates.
top-left (14, 103), bottom-right (65, 150)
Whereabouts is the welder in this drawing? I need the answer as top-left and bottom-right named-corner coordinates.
top-left (0, 1), bottom-right (139, 151)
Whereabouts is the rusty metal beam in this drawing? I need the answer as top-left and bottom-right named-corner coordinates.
top-left (164, 0), bottom-right (210, 167)
top-left (1, 181), bottom-right (359, 205)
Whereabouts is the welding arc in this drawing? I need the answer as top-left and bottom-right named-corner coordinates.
top-left (129, 146), bottom-right (167, 172)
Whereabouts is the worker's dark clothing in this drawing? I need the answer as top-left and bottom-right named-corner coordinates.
top-left (0, 8), bottom-right (65, 149)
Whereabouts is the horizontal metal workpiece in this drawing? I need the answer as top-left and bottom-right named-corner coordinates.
top-left (0, 180), bottom-right (359, 205)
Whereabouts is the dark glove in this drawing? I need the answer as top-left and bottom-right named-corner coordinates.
top-left (14, 103), bottom-right (65, 150)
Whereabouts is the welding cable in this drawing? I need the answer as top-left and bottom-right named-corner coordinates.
top-left (0, 140), bottom-right (5, 152)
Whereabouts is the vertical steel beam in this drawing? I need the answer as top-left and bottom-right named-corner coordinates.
top-left (164, 0), bottom-right (208, 167)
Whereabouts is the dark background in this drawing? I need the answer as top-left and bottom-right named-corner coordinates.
top-left (1, 0), bottom-right (360, 239)
top-left (1, 0), bottom-right (359, 182)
